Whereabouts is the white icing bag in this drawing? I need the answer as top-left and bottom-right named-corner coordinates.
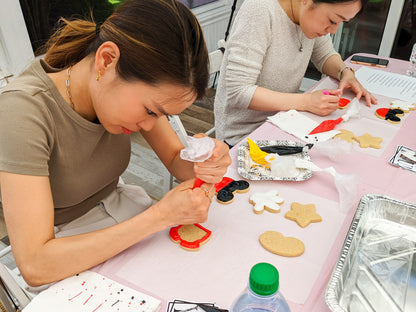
top-left (313, 139), bottom-right (352, 162)
top-left (295, 158), bottom-right (358, 212)
top-left (180, 136), bottom-right (215, 162)
top-left (266, 154), bottom-right (300, 178)
top-left (340, 97), bottom-right (361, 122)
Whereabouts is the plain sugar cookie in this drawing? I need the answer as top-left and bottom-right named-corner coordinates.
top-left (285, 202), bottom-right (322, 228)
top-left (249, 190), bottom-right (284, 214)
top-left (259, 231), bottom-right (305, 257)
top-left (333, 129), bottom-right (354, 143)
top-left (353, 133), bottom-right (383, 149)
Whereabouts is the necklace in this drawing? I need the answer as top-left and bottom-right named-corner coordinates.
top-left (290, 0), bottom-right (303, 52)
top-left (65, 67), bottom-right (75, 110)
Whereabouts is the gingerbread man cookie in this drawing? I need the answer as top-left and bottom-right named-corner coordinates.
top-left (259, 231), bottom-right (305, 257)
top-left (169, 224), bottom-right (211, 251)
top-left (249, 191), bottom-right (284, 214)
top-left (285, 202), bottom-right (322, 228)
top-left (390, 100), bottom-right (415, 113)
top-left (353, 133), bottom-right (383, 149)
top-left (333, 129), bottom-right (355, 143)
top-left (215, 177), bottom-right (250, 204)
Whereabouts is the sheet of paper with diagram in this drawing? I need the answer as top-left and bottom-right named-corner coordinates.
top-left (23, 270), bottom-right (161, 312)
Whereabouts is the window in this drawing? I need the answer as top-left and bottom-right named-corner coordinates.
top-left (18, 0), bottom-right (117, 56)
top-left (178, 0), bottom-right (218, 9)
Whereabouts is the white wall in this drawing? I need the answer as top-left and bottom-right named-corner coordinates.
top-left (0, 0), bottom-right (34, 78)
top-left (0, 0), bottom-right (239, 81)
top-left (194, 0), bottom-right (242, 52)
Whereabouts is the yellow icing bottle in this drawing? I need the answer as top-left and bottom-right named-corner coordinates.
top-left (247, 138), bottom-right (271, 165)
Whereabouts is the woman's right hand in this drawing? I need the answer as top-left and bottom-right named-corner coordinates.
top-left (152, 179), bottom-right (214, 226)
top-left (304, 89), bottom-right (341, 116)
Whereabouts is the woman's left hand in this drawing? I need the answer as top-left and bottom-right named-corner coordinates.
top-left (338, 70), bottom-right (377, 106)
top-left (193, 134), bottom-right (231, 184)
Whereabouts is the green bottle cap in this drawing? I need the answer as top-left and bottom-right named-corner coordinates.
top-left (249, 263), bottom-right (279, 296)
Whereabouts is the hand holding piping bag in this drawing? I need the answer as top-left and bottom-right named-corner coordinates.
top-left (309, 97), bottom-right (361, 135)
top-left (180, 134), bottom-right (231, 189)
top-left (308, 89), bottom-right (341, 116)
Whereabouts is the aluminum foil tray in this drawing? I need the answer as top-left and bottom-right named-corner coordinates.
top-left (237, 140), bottom-right (313, 181)
top-left (325, 194), bottom-right (416, 312)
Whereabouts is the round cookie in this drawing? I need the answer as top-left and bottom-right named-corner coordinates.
top-left (259, 231), bottom-right (305, 257)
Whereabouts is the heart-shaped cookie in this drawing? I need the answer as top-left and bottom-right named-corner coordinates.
top-left (259, 231), bottom-right (305, 257)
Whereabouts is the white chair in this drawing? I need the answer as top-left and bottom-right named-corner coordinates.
top-left (162, 43), bottom-right (225, 193)
top-left (0, 246), bottom-right (33, 311)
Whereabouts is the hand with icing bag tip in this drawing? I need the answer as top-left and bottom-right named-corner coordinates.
top-left (305, 89), bottom-right (341, 116)
top-left (192, 134), bottom-right (231, 184)
top-left (153, 179), bottom-right (213, 226)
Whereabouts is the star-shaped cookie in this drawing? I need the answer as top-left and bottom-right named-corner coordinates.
top-left (353, 133), bottom-right (382, 149)
top-left (285, 202), bottom-right (322, 228)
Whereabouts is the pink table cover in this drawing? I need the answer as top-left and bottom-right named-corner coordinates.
top-left (93, 54), bottom-right (416, 312)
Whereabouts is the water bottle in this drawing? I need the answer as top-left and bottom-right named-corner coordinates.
top-left (230, 263), bottom-right (291, 312)
top-left (406, 42), bottom-right (416, 77)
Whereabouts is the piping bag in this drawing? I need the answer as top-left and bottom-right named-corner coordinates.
top-left (180, 135), bottom-right (215, 188)
top-left (268, 155), bottom-right (358, 212)
top-left (309, 98), bottom-right (361, 135)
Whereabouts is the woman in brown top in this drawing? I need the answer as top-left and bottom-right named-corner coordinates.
top-left (0, 0), bottom-right (231, 286)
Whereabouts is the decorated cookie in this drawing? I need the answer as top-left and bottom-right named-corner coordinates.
top-left (169, 223), bottom-right (211, 251)
top-left (375, 108), bottom-right (404, 123)
top-left (353, 133), bottom-right (383, 149)
top-left (338, 98), bottom-right (350, 109)
top-left (333, 129), bottom-right (355, 143)
top-left (249, 191), bottom-right (284, 214)
top-left (259, 231), bottom-right (305, 257)
top-left (390, 100), bottom-right (415, 113)
top-left (215, 177), bottom-right (250, 204)
top-left (285, 202), bottom-right (322, 228)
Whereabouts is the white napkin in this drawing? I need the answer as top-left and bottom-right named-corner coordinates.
top-left (267, 110), bottom-right (340, 143)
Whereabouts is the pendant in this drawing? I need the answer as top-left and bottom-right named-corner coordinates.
top-left (299, 46), bottom-right (303, 52)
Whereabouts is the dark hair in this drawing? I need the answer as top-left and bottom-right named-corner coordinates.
top-left (43, 0), bottom-right (209, 99)
top-left (313, 0), bottom-right (369, 8)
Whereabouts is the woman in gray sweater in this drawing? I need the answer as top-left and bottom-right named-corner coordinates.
top-left (214, 0), bottom-right (377, 147)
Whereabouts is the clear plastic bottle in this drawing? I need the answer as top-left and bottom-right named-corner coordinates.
top-left (230, 263), bottom-right (291, 312)
top-left (406, 42), bottom-right (416, 77)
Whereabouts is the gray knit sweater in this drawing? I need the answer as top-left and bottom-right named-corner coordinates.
top-left (214, 0), bottom-right (338, 146)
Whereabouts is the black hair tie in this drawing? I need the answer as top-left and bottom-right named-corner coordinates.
top-left (95, 24), bottom-right (101, 36)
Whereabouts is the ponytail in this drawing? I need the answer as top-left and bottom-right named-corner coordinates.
top-left (43, 18), bottom-right (101, 68)
top-left (42, 0), bottom-right (209, 99)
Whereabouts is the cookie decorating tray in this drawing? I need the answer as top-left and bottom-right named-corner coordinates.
top-left (237, 140), bottom-right (313, 181)
top-left (325, 194), bottom-right (416, 312)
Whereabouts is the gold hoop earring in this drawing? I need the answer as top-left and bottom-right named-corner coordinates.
top-left (96, 70), bottom-right (101, 81)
